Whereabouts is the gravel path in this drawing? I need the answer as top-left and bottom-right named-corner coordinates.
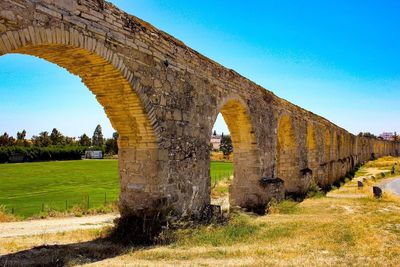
top-left (380, 176), bottom-right (400, 195)
top-left (326, 193), bottom-right (368, 199)
top-left (0, 213), bottom-right (118, 238)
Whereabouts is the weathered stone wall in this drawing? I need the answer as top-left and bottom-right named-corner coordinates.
top-left (1, 0), bottom-right (399, 218)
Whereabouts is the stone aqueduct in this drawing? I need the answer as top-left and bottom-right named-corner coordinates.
top-left (1, 0), bottom-right (399, 218)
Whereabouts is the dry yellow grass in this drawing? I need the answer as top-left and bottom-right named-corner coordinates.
top-left (210, 151), bottom-right (233, 162)
top-left (364, 156), bottom-right (400, 170)
top-left (1, 159), bottom-right (400, 266)
top-left (2, 197), bottom-right (399, 266)
top-left (87, 196), bottom-right (400, 266)
top-left (329, 156), bottom-right (400, 197)
top-left (0, 205), bottom-right (19, 223)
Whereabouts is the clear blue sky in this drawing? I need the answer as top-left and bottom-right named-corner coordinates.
top-left (1, 0), bottom-right (399, 138)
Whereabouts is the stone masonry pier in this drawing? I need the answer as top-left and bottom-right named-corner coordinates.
top-left (1, 0), bottom-right (399, 219)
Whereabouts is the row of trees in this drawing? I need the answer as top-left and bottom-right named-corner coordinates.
top-left (358, 132), bottom-right (399, 142)
top-left (0, 125), bottom-right (119, 155)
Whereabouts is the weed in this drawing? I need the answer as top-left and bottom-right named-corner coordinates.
top-left (177, 213), bottom-right (260, 247)
top-left (0, 205), bottom-right (19, 222)
top-left (261, 223), bottom-right (297, 240)
top-left (334, 228), bottom-right (356, 246)
top-left (306, 181), bottom-right (325, 198)
top-left (268, 199), bottom-right (301, 214)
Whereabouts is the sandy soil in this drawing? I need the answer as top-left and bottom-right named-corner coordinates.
top-left (0, 213), bottom-right (118, 238)
top-left (363, 167), bottom-right (391, 176)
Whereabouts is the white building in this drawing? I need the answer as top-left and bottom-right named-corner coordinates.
top-left (210, 133), bottom-right (221, 150)
top-left (379, 132), bottom-right (394, 141)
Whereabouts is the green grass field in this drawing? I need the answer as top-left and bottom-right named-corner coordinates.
top-left (0, 160), bottom-right (233, 218)
top-left (210, 161), bottom-right (233, 184)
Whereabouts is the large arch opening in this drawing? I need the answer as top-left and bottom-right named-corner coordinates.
top-left (0, 28), bottom-right (159, 218)
top-left (0, 53), bottom-right (122, 218)
top-left (209, 98), bottom-right (260, 210)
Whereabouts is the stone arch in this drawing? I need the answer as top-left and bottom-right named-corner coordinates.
top-left (337, 133), bottom-right (346, 177)
top-left (276, 114), bottom-right (301, 193)
top-left (0, 26), bottom-right (161, 216)
top-left (324, 128), bottom-right (331, 162)
top-left (331, 132), bottom-right (340, 184)
top-left (306, 122), bottom-right (318, 181)
top-left (320, 127), bottom-right (332, 187)
top-left (332, 132), bottom-right (338, 160)
top-left (211, 96), bottom-right (262, 209)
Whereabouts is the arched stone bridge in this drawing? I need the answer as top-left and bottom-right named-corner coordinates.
top-left (1, 0), bottom-right (399, 219)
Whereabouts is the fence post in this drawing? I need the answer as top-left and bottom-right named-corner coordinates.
top-left (65, 200), bottom-right (68, 210)
top-left (11, 207), bottom-right (14, 214)
top-left (41, 203), bottom-right (44, 212)
top-left (104, 192), bottom-right (107, 205)
top-left (87, 195), bottom-right (90, 209)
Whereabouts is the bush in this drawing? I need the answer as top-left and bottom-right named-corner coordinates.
top-left (267, 198), bottom-right (301, 214)
top-left (0, 146), bottom-right (88, 163)
top-left (307, 181), bottom-right (324, 198)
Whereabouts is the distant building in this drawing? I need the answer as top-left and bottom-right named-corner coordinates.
top-left (210, 132), bottom-right (222, 150)
top-left (379, 132), bottom-right (394, 141)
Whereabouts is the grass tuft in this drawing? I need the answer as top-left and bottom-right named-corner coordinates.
top-left (0, 205), bottom-right (19, 222)
top-left (268, 199), bottom-right (301, 214)
top-left (176, 213), bottom-right (260, 247)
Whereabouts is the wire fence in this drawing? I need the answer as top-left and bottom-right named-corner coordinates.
top-left (3, 171), bottom-right (233, 218)
top-left (2, 191), bottom-right (118, 218)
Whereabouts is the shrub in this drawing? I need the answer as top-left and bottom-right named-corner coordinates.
top-left (307, 181), bottom-right (324, 198)
top-left (0, 146), bottom-right (87, 163)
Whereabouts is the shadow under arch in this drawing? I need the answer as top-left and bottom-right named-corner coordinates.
top-left (211, 96), bottom-right (262, 210)
top-left (0, 26), bottom-right (160, 216)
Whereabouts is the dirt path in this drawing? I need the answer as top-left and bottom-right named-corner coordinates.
top-left (379, 176), bottom-right (400, 195)
top-left (363, 167), bottom-right (390, 176)
top-left (0, 213), bottom-right (118, 238)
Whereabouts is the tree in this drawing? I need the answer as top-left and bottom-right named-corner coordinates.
top-left (0, 132), bottom-right (10, 146)
top-left (105, 132), bottom-right (119, 155)
top-left (79, 134), bottom-right (91, 147)
top-left (358, 132), bottom-right (377, 139)
top-left (16, 130), bottom-right (26, 141)
top-left (16, 130), bottom-right (29, 147)
top-left (92, 125), bottom-right (104, 147)
top-left (50, 128), bottom-right (65, 145)
top-left (65, 136), bottom-right (76, 145)
top-left (32, 131), bottom-right (51, 147)
top-left (112, 132), bottom-right (119, 154)
top-left (393, 132), bottom-right (399, 143)
top-left (0, 132), bottom-right (16, 146)
top-left (220, 134), bottom-right (233, 156)
top-left (8, 136), bottom-right (15, 146)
